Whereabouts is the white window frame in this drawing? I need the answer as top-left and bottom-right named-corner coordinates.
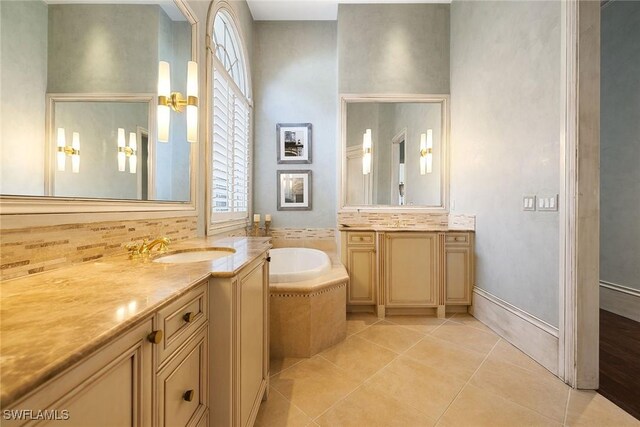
top-left (205, 2), bottom-right (253, 235)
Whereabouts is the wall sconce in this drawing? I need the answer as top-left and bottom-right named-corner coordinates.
top-left (362, 128), bottom-right (372, 175)
top-left (117, 128), bottom-right (137, 174)
top-left (420, 130), bottom-right (433, 175)
top-left (157, 60), bottom-right (199, 143)
top-left (56, 128), bottom-right (80, 173)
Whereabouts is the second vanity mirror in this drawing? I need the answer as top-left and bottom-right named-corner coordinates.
top-left (0, 0), bottom-right (196, 207)
top-left (341, 95), bottom-right (449, 210)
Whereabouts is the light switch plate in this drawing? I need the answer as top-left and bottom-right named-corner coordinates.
top-left (523, 195), bottom-right (536, 211)
top-left (538, 194), bottom-right (559, 211)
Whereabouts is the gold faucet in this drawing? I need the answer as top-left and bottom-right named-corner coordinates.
top-left (126, 237), bottom-right (170, 258)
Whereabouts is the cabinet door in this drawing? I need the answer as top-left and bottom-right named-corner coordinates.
top-left (239, 261), bottom-right (268, 427)
top-left (445, 246), bottom-right (472, 305)
top-left (6, 320), bottom-right (153, 427)
top-left (156, 325), bottom-right (208, 427)
top-left (346, 246), bottom-right (376, 305)
top-left (385, 233), bottom-right (438, 307)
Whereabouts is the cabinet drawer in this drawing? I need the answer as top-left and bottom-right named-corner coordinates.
top-left (156, 325), bottom-right (208, 427)
top-left (347, 232), bottom-right (375, 245)
top-left (445, 233), bottom-right (470, 245)
top-left (156, 282), bottom-right (208, 365)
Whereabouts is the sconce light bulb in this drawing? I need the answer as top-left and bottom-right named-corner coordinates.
top-left (71, 132), bottom-right (80, 173)
top-left (186, 61), bottom-right (199, 143)
top-left (128, 132), bottom-right (137, 174)
top-left (362, 129), bottom-right (372, 175)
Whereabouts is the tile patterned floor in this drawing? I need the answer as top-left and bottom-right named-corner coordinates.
top-left (256, 313), bottom-right (640, 427)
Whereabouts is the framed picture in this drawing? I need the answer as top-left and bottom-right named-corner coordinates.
top-left (277, 123), bottom-right (312, 164)
top-left (277, 170), bottom-right (312, 211)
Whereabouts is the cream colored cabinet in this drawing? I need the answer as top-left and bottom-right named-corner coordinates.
top-left (5, 319), bottom-right (155, 427)
top-left (445, 233), bottom-right (474, 305)
top-left (156, 325), bottom-right (208, 427)
top-left (341, 232), bottom-right (376, 305)
top-left (384, 232), bottom-right (438, 308)
top-left (210, 252), bottom-right (270, 427)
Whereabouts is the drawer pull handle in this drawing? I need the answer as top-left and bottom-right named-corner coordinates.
top-left (147, 330), bottom-right (163, 344)
top-left (183, 389), bottom-right (195, 402)
top-left (183, 312), bottom-right (195, 323)
top-left (266, 256), bottom-right (271, 262)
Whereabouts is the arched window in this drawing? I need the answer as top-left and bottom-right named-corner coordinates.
top-left (209, 7), bottom-right (251, 228)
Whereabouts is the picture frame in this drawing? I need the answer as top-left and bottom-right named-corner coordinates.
top-left (277, 123), bottom-right (312, 164)
top-left (277, 170), bottom-right (312, 211)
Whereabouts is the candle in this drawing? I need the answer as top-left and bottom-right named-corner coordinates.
top-left (265, 214), bottom-right (272, 222)
top-left (254, 214), bottom-right (260, 223)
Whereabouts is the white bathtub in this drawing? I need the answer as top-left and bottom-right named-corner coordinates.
top-left (269, 248), bottom-right (331, 283)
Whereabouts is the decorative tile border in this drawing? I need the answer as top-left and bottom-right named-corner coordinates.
top-left (337, 211), bottom-right (450, 229)
top-left (269, 228), bottom-right (335, 240)
top-left (0, 217), bottom-right (198, 281)
top-left (448, 214), bottom-right (476, 230)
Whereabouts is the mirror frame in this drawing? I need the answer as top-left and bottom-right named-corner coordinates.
top-left (339, 94), bottom-right (450, 212)
top-left (0, 0), bottom-right (199, 216)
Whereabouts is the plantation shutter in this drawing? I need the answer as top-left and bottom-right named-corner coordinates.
top-left (212, 67), bottom-right (249, 219)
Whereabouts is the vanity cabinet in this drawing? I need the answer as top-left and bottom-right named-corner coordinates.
top-left (209, 252), bottom-right (270, 427)
top-left (341, 230), bottom-right (474, 317)
top-left (444, 233), bottom-right (474, 305)
top-left (341, 231), bottom-right (376, 305)
top-left (4, 319), bottom-right (155, 427)
top-left (384, 232), bottom-right (438, 308)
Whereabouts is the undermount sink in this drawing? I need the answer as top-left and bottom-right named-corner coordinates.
top-left (152, 247), bottom-right (236, 264)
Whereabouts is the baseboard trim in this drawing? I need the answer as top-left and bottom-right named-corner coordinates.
top-left (600, 281), bottom-right (640, 322)
top-left (470, 287), bottom-right (559, 375)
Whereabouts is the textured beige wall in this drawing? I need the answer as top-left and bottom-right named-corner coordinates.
top-left (450, 0), bottom-right (561, 326)
top-left (338, 3), bottom-right (450, 94)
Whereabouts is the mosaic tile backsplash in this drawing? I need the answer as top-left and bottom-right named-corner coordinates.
top-left (0, 216), bottom-right (198, 281)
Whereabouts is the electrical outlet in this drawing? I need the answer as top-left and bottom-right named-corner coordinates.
top-left (538, 194), bottom-right (559, 211)
top-left (523, 195), bottom-right (536, 211)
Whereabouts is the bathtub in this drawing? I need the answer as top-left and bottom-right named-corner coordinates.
top-left (268, 247), bottom-right (348, 358)
top-left (269, 247), bottom-right (331, 283)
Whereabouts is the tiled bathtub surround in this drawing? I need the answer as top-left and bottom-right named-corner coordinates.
top-left (0, 216), bottom-right (198, 281)
top-left (269, 228), bottom-right (337, 253)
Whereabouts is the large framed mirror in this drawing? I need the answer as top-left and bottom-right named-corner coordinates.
top-left (0, 0), bottom-right (198, 214)
top-left (340, 95), bottom-right (449, 211)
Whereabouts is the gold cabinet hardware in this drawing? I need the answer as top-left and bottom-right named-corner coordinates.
top-left (183, 312), bottom-right (195, 323)
top-left (147, 330), bottom-right (163, 344)
top-left (183, 389), bottom-right (195, 402)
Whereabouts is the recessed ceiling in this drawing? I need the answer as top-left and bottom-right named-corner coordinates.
top-left (246, 0), bottom-right (451, 21)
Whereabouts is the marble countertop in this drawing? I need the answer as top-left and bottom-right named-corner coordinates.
top-left (0, 236), bottom-right (271, 407)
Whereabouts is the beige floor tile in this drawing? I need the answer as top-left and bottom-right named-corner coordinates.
top-left (356, 320), bottom-right (424, 353)
top-left (469, 358), bottom-right (569, 422)
top-left (565, 389), bottom-right (639, 427)
top-left (385, 315), bottom-right (446, 334)
top-left (431, 322), bottom-right (499, 355)
top-left (346, 312), bottom-right (379, 336)
top-left (449, 313), bottom-right (495, 333)
top-left (438, 384), bottom-right (562, 427)
top-left (487, 339), bottom-right (554, 378)
top-left (271, 357), bottom-right (307, 376)
top-left (316, 383), bottom-right (436, 427)
top-left (405, 335), bottom-right (486, 381)
top-left (270, 355), bottom-right (361, 419)
top-left (366, 355), bottom-right (467, 419)
top-left (320, 335), bottom-right (398, 381)
top-left (254, 388), bottom-right (314, 427)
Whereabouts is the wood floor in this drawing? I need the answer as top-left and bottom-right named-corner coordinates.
top-left (599, 309), bottom-right (640, 420)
